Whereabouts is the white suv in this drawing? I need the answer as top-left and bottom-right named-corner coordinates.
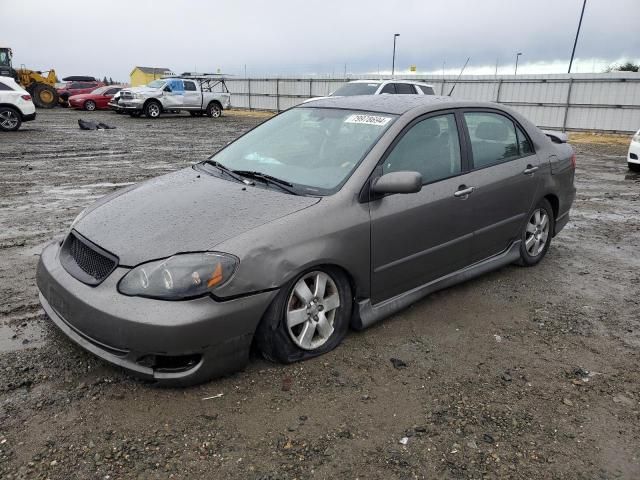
top-left (304, 79), bottom-right (435, 104)
top-left (628, 129), bottom-right (640, 172)
top-left (0, 76), bottom-right (36, 131)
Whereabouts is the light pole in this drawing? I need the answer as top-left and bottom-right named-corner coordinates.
top-left (392, 33), bottom-right (400, 76)
top-left (568, 0), bottom-right (587, 73)
top-left (514, 52), bottom-right (522, 75)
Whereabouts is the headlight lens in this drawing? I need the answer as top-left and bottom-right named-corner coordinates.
top-left (118, 253), bottom-right (238, 300)
top-left (633, 133), bottom-right (640, 143)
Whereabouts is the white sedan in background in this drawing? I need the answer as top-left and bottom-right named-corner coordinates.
top-left (629, 129), bottom-right (640, 172)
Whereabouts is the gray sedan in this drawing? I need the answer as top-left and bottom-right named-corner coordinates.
top-left (37, 95), bottom-right (576, 386)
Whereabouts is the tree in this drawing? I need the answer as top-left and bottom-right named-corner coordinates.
top-left (109, 77), bottom-right (114, 85)
top-left (102, 76), bottom-right (109, 84)
top-left (605, 62), bottom-right (639, 73)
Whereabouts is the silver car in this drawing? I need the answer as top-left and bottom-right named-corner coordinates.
top-left (37, 95), bottom-right (576, 386)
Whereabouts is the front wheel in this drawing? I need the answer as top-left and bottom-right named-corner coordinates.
top-left (144, 101), bottom-right (161, 119)
top-left (255, 268), bottom-right (352, 363)
top-left (517, 199), bottom-right (554, 266)
top-left (84, 100), bottom-right (96, 111)
top-left (0, 106), bottom-right (21, 131)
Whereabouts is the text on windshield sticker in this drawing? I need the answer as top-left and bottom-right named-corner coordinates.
top-left (344, 114), bottom-right (392, 126)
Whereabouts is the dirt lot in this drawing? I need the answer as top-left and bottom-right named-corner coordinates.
top-left (1, 109), bottom-right (639, 479)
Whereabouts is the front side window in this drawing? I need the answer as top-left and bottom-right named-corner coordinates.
top-left (464, 112), bottom-right (519, 168)
top-left (380, 83), bottom-right (396, 94)
top-left (383, 114), bottom-right (462, 184)
top-left (207, 108), bottom-right (397, 194)
top-left (395, 83), bottom-right (416, 94)
top-left (331, 83), bottom-right (380, 96)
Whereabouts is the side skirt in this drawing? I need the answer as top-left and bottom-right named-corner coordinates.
top-left (352, 240), bottom-right (522, 331)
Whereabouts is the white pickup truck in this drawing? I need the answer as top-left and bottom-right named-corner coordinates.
top-left (112, 76), bottom-right (231, 119)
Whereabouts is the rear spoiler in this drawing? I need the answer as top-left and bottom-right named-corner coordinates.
top-left (541, 130), bottom-right (568, 144)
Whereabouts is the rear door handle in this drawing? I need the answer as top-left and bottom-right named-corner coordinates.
top-left (454, 186), bottom-right (474, 198)
top-left (523, 165), bottom-right (539, 175)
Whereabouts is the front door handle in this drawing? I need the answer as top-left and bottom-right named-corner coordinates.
top-left (523, 165), bottom-right (539, 175)
top-left (454, 185), bottom-right (474, 198)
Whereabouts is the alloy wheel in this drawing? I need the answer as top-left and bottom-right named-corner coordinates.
top-left (85, 101), bottom-right (96, 111)
top-left (148, 103), bottom-right (160, 117)
top-left (286, 271), bottom-right (341, 350)
top-left (0, 110), bottom-right (19, 130)
top-left (525, 208), bottom-right (549, 257)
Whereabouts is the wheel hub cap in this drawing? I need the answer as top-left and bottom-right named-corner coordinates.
top-left (286, 272), bottom-right (341, 350)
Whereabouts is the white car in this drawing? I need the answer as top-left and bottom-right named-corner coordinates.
top-left (0, 75), bottom-right (36, 131)
top-left (304, 79), bottom-right (435, 103)
top-left (628, 129), bottom-right (640, 172)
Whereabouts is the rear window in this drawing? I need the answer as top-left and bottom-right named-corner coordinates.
top-left (0, 81), bottom-right (13, 91)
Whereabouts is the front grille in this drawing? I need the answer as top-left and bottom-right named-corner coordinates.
top-left (60, 232), bottom-right (118, 286)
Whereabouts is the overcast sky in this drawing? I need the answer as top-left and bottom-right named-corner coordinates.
top-left (2, 0), bottom-right (638, 81)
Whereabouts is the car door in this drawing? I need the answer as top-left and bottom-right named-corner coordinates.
top-left (162, 78), bottom-right (185, 109)
top-left (99, 88), bottom-right (119, 108)
top-left (461, 110), bottom-right (542, 263)
top-left (183, 80), bottom-right (201, 108)
top-left (369, 111), bottom-right (476, 303)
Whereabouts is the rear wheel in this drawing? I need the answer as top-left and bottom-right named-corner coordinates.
top-left (255, 267), bottom-right (352, 363)
top-left (628, 163), bottom-right (640, 172)
top-left (0, 106), bottom-right (21, 131)
top-left (517, 198), bottom-right (553, 266)
top-left (32, 83), bottom-right (59, 109)
top-left (144, 101), bottom-right (161, 119)
top-left (206, 102), bottom-right (222, 118)
top-left (84, 100), bottom-right (96, 111)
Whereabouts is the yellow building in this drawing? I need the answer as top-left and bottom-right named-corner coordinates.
top-left (129, 66), bottom-right (174, 87)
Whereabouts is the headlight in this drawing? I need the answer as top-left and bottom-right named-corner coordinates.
top-left (118, 253), bottom-right (238, 300)
top-left (633, 133), bottom-right (640, 143)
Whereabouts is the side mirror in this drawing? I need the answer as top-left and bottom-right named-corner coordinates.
top-left (371, 171), bottom-right (422, 195)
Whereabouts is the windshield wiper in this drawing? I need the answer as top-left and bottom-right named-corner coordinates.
top-left (204, 160), bottom-right (254, 185)
top-left (232, 170), bottom-right (301, 195)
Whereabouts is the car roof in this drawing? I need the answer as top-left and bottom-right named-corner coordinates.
top-left (347, 79), bottom-right (434, 87)
top-left (299, 94), bottom-right (464, 115)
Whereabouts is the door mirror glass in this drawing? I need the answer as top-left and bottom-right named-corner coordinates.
top-left (372, 171), bottom-right (422, 195)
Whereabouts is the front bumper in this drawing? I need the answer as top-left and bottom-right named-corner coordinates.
top-left (36, 240), bottom-right (277, 385)
top-left (628, 141), bottom-right (640, 165)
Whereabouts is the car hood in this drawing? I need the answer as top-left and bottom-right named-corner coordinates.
top-left (74, 167), bottom-right (320, 266)
top-left (122, 86), bottom-right (160, 95)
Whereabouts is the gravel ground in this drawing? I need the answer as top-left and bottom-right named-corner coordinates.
top-left (0, 109), bottom-right (639, 479)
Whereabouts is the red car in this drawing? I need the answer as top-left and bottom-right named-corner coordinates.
top-left (68, 86), bottom-right (124, 111)
top-left (57, 80), bottom-right (103, 106)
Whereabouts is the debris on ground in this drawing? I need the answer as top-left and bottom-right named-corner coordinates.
top-left (78, 119), bottom-right (116, 130)
top-left (390, 358), bottom-right (407, 369)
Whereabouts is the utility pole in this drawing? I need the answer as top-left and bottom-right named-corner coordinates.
top-left (392, 33), bottom-right (400, 76)
top-left (568, 0), bottom-right (587, 73)
top-left (514, 52), bottom-right (522, 75)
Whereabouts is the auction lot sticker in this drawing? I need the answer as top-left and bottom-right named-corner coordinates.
top-left (345, 114), bottom-right (392, 126)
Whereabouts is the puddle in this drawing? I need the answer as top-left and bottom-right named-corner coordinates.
top-left (0, 319), bottom-right (47, 353)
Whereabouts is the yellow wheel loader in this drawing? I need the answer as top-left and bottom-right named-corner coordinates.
top-left (0, 47), bottom-right (59, 108)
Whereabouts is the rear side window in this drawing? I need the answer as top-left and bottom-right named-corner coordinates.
top-left (383, 113), bottom-right (462, 184)
top-left (418, 85), bottom-right (435, 95)
top-left (184, 81), bottom-right (197, 91)
top-left (105, 88), bottom-right (120, 95)
top-left (516, 126), bottom-right (534, 155)
top-left (0, 81), bottom-right (12, 91)
top-left (464, 112), bottom-right (519, 168)
top-left (380, 83), bottom-right (396, 94)
top-left (395, 83), bottom-right (416, 94)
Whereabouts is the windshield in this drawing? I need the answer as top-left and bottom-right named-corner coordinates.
top-left (147, 80), bottom-right (166, 89)
top-left (331, 83), bottom-right (380, 96)
top-left (207, 108), bottom-right (396, 195)
top-left (90, 86), bottom-right (110, 95)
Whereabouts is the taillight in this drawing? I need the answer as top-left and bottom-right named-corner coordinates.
top-left (571, 153), bottom-right (576, 168)
top-left (21, 94), bottom-right (31, 101)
